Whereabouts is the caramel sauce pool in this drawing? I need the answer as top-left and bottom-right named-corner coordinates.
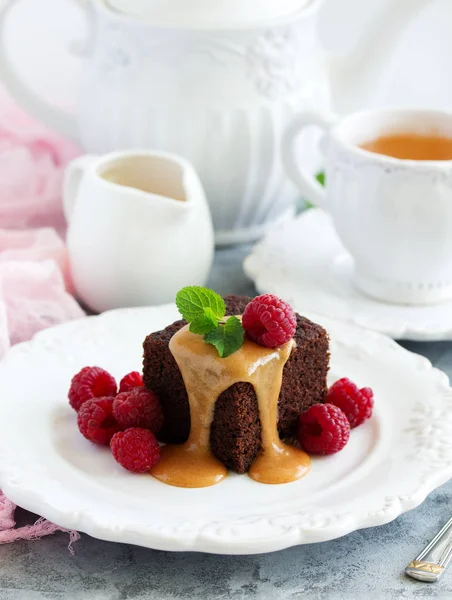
top-left (151, 323), bottom-right (310, 488)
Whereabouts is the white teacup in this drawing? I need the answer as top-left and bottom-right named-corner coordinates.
top-left (283, 108), bottom-right (452, 305)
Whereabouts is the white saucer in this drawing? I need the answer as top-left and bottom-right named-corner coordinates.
top-left (0, 305), bottom-right (451, 554)
top-left (244, 209), bottom-right (452, 341)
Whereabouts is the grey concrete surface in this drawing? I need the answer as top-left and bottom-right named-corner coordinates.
top-left (1, 245), bottom-right (452, 600)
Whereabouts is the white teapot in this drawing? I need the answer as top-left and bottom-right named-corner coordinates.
top-left (0, 0), bottom-right (430, 244)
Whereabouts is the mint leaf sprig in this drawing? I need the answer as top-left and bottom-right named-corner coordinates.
top-left (176, 286), bottom-right (245, 358)
top-left (205, 316), bottom-right (244, 358)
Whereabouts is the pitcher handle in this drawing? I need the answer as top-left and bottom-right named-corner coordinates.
top-left (282, 110), bottom-right (338, 210)
top-left (63, 155), bottom-right (97, 222)
top-left (0, 0), bottom-right (93, 140)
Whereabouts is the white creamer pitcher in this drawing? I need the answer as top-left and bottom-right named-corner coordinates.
top-left (64, 150), bottom-right (214, 312)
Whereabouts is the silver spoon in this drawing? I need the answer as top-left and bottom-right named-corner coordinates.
top-left (406, 516), bottom-right (452, 582)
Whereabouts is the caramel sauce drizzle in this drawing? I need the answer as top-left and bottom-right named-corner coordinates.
top-left (151, 323), bottom-right (310, 488)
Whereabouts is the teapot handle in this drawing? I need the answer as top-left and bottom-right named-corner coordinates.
top-left (63, 154), bottom-right (97, 222)
top-left (0, 0), bottom-right (93, 141)
top-left (282, 110), bottom-right (338, 210)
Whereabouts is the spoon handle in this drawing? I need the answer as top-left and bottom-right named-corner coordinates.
top-left (406, 517), bottom-right (452, 582)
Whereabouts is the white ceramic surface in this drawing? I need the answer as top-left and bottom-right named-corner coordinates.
top-left (106, 0), bottom-right (310, 27)
top-left (0, 0), bottom-right (429, 243)
top-left (64, 150), bottom-right (214, 312)
top-left (244, 209), bottom-right (452, 341)
top-left (283, 108), bottom-right (452, 305)
top-left (0, 304), bottom-right (451, 554)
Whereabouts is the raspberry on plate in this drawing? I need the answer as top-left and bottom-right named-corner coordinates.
top-left (111, 428), bottom-right (160, 473)
top-left (298, 403), bottom-right (350, 455)
top-left (69, 366), bottom-right (117, 412)
top-left (242, 293), bottom-right (297, 348)
top-left (77, 397), bottom-right (121, 445)
top-left (113, 387), bottom-right (163, 432)
top-left (327, 377), bottom-right (374, 428)
top-left (119, 371), bottom-right (144, 393)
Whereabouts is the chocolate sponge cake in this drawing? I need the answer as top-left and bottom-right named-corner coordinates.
top-left (143, 294), bottom-right (329, 474)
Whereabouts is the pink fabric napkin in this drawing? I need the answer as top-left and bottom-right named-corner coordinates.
top-left (0, 88), bottom-right (79, 233)
top-left (0, 491), bottom-right (80, 553)
top-left (0, 88), bottom-right (83, 550)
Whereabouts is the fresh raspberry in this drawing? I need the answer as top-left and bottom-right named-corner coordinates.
top-left (119, 371), bottom-right (144, 393)
top-left (242, 294), bottom-right (297, 348)
top-left (77, 397), bottom-right (121, 445)
top-left (298, 403), bottom-right (350, 455)
top-left (110, 428), bottom-right (160, 473)
top-left (69, 366), bottom-right (117, 412)
top-left (327, 378), bottom-right (374, 428)
top-left (113, 387), bottom-right (163, 432)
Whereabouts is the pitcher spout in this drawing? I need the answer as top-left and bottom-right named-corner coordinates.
top-left (326, 0), bottom-right (431, 114)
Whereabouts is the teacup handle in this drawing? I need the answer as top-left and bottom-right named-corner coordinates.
top-left (282, 110), bottom-right (338, 210)
top-left (63, 155), bottom-right (97, 222)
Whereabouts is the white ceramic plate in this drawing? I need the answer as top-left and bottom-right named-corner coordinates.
top-left (0, 305), bottom-right (451, 555)
top-left (244, 209), bottom-right (452, 341)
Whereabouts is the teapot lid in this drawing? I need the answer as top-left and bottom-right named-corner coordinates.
top-left (104, 0), bottom-right (312, 28)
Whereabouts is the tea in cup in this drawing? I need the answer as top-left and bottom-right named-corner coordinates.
top-left (283, 108), bottom-right (452, 305)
